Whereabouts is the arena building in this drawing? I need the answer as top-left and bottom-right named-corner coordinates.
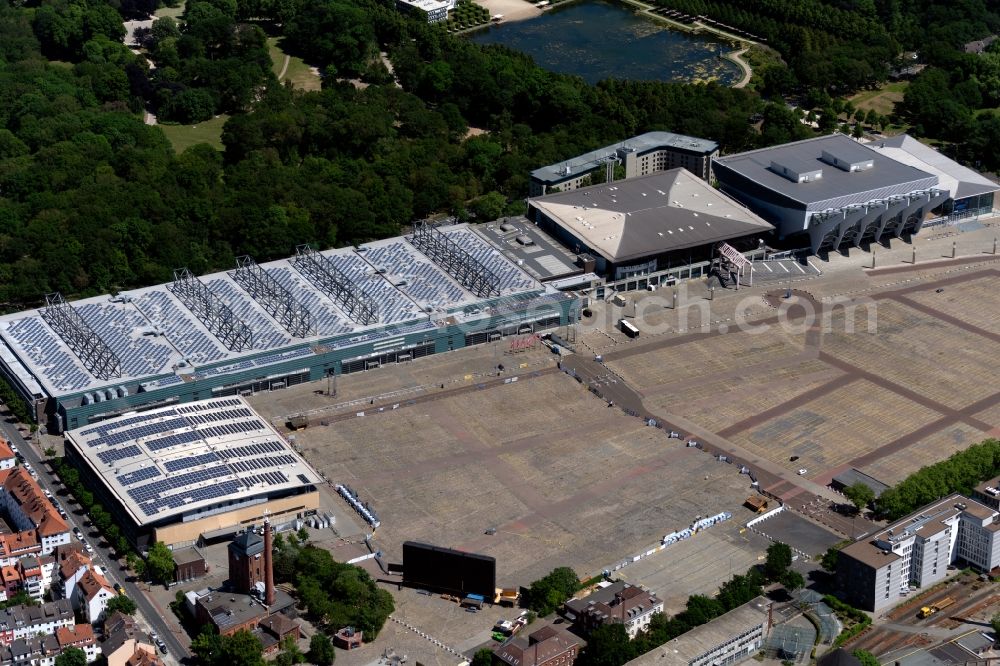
top-left (0, 222), bottom-right (578, 432)
top-left (712, 133), bottom-right (949, 253)
top-left (865, 134), bottom-right (998, 222)
top-left (62, 397), bottom-right (320, 550)
top-left (526, 169), bottom-right (774, 280)
top-left (529, 132), bottom-right (719, 196)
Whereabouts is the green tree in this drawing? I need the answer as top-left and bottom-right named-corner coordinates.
top-left (821, 546), bottom-right (841, 572)
top-left (780, 569), bottom-right (805, 590)
top-left (469, 191), bottom-right (506, 222)
top-left (991, 612), bottom-right (1000, 639)
top-left (843, 482), bottom-right (875, 513)
top-left (106, 595), bottom-right (138, 616)
top-left (525, 567), bottom-right (580, 616)
top-left (307, 634), bottom-right (335, 666)
top-left (853, 649), bottom-right (879, 666)
top-left (471, 647), bottom-right (493, 666)
top-left (579, 623), bottom-right (631, 666)
top-left (193, 628), bottom-right (265, 666)
top-left (55, 647), bottom-right (87, 666)
top-left (679, 595), bottom-right (725, 626)
top-left (146, 541), bottom-right (175, 585)
top-left (275, 635), bottom-right (304, 666)
top-left (126, 552), bottom-right (147, 579)
top-left (765, 542), bottom-right (793, 581)
top-left (0, 590), bottom-right (36, 609)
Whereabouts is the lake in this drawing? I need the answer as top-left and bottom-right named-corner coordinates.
top-left (469, 0), bottom-right (741, 86)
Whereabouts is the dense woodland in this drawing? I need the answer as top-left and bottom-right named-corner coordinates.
top-left (0, 0), bottom-right (996, 308)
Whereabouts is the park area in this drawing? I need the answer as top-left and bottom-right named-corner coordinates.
top-left (848, 80), bottom-right (909, 116)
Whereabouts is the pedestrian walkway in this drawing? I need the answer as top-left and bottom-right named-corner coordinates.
top-left (387, 616), bottom-right (464, 659)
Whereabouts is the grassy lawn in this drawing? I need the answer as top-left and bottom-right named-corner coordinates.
top-left (155, 1), bottom-right (185, 20)
top-left (267, 37), bottom-right (321, 91)
top-left (158, 114), bottom-right (229, 152)
top-left (849, 80), bottom-right (909, 115)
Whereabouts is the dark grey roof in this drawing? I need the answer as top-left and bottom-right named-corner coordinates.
top-left (229, 531), bottom-right (264, 557)
top-left (831, 469), bottom-right (889, 498)
top-left (171, 546), bottom-right (205, 566)
top-left (528, 170), bottom-right (773, 263)
top-left (817, 648), bottom-right (863, 666)
top-left (714, 134), bottom-right (938, 208)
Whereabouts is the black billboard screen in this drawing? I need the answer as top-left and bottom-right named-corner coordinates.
top-left (402, 541), bottom-right (496, 597)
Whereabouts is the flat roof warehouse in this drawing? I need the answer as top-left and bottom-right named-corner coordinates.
top-left (63, 396), bottom-right (320, 529)
top-left (0, 222), bottom-right (578, 431)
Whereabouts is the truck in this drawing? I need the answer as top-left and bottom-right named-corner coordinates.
top-left (919, 596), bottom-right (955, 618)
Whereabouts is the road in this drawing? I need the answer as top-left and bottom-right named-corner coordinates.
top-left (0, 417), bottom-right (189, 663)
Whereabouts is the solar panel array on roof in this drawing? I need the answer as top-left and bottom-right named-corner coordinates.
top-left (118, 467), bottom-right (160, 486)
top-left (0, 224), bottom-right (549, 401)
top-left (243, 471), bottom-right (288, 488)
top-left (68, 397), bottom-right (322, 523)
top-left (97, 445), bottom-right (142, 465)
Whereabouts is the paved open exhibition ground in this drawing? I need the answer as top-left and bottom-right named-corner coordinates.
top-left (599, 265), bottom-right (1000, 493)
top-left (294, 372), bottom-right (761, 586)
top-left (241, 225), bottom-right (1000, 665)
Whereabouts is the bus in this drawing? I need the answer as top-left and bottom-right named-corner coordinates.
top-left (618, 319), bottom-right (639, 338)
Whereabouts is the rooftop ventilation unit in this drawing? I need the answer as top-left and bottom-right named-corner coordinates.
top-left (820, 149), bottom-right (874, 172)
top-left (769, 159), bottom-right (823, 183)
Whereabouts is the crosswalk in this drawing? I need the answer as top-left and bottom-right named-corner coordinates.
top-left (751, 259), bottom-right (822, 283)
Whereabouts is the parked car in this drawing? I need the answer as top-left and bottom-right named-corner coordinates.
top-left (797, 468), bottom-right (808, 476)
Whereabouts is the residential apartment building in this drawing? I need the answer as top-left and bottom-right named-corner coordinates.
top-left (55, 625), bottom-right (98, 663)
top-left (0, 599), bottom-right (74, 645)
top-left (18, 556), bottom-right (54, 602)
top-left (395, 0), bottom-right (454, 22)
top-left (0, 444), bottom-right (14, 471)
top-left (529, 132), bottom-right (719, 196)
top-left (625, 596), bottom-right (771, 666)
top-left (74, 569), bottom-right (115, 624)
top-left (565, 582), bottom-right (663, 639)
top-left (101, 612), bottom-right (157, 666)
top-left (56, 547), bottom-right (91, 601)
top-left (0, 469), bottom-right (70, 555)
top-left (837, 495), bottom-right (1000, 611)
top-left (0, 635), bottom-right (61, 666)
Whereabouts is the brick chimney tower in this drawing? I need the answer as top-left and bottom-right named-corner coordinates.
top-left (263, 517), bottom-right (275, 607)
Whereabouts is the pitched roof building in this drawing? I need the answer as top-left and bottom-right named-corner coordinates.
top-left (75, 568), bottom-right (115, 623)
top-left (0, 443), bottom-right (14, 471)
top-left (494, 626), bottom-right (580, 666)
top-left (565, 582), bottom-right (663, 639)
top-left (0, 468), bottom-right (70, 555)
top-left (527, 170), bottom-right (773, 280)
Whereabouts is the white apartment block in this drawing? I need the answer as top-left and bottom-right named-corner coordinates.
top-left (838, 495), bottom-right (1000, 612)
